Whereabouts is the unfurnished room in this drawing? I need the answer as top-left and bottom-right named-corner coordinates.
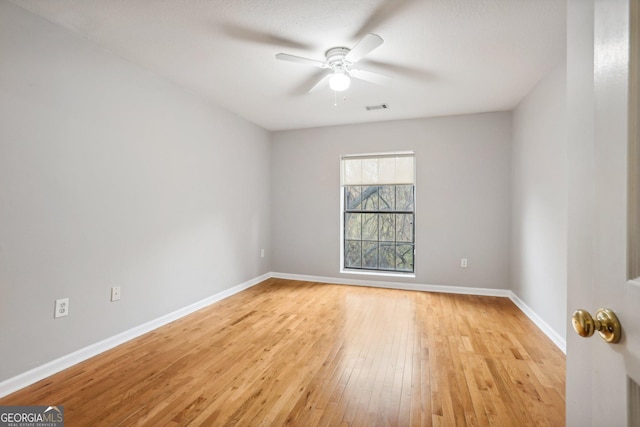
top-left (1, 0), bottom-right (639, 425)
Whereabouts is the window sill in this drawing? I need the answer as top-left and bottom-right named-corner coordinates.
top-left (340, 269), bottom-right (416, 279)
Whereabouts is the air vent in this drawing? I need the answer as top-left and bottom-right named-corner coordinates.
top-left (366, 104), bottom-right (389, 111)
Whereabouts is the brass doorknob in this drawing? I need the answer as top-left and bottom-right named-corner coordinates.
top-left (571, 308), bottom-right (621, 343)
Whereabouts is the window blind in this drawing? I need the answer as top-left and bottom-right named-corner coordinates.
top-left (341, 152), bottom-right (415, 186)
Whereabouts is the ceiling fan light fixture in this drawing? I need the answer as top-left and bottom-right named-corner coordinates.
top-left (329, 71), bottom-right (351, 91)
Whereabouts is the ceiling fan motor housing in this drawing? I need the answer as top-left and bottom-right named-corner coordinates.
top-left (325, 47), bottom-right (351, 71)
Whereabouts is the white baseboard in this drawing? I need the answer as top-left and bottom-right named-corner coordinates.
top-left (508, 292), bottom-right (567, 353)
top-left (0, 273), bottom-right (270, 399)
top-left (271, 272), bottom-right (511, 297)
top-left (272, 272), bottom-right (566, 353)
top-left (0, 271), bottom-right (565, 398)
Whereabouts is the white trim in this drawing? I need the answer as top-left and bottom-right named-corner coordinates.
top-left (271, 272), bottom-right (511, 297)
top-left (341, 151), bottom-right (416, 159)
top-left (507, 291), bottom-right (567, 354)
top-left (0, 273), bottom-right (270, 399)
top-left (0, 271), bottom-right (566, 398)
top-left (340, 269), bottom-right (416, 279)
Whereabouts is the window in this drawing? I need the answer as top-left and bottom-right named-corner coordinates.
top-left (341, 153), bottom-right (415, 273)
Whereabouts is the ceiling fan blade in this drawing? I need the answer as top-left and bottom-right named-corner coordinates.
top-left (276, 53), bottom-right (328, 68)
top-left (308, 73), bottom-right (332, 93)
top-left (345, 33), bottom-right (384, 64)
top-left (363, 59), bottom-right (434, 82)
top-left (220, 23), bottom-right (312, 50)
top-left (353, 0), bottom-right (420, 40)
top-left (349, 68), bottom-right (392, 85)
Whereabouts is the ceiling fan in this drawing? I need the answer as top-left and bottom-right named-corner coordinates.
top-left (275, 33), bottom-right (391, 93)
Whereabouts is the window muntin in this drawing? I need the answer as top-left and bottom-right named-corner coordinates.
top-left (343, 185), bottom-right (414, 272)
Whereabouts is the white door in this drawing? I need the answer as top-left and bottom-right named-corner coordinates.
top-left (567, 0), bottom-right (640, 425)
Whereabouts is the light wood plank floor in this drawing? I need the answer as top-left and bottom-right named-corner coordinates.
top-left (0, 278), bottom-right (565, 426)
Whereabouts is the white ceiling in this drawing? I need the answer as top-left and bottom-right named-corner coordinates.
top-left (10, 0), bottom-right (566, 131)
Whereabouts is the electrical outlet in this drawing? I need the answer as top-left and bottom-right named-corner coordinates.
top-left (54, 298), bottom-right (69, 318)
top-left (461, 258), bottom-right (468, 268)
top-left (260, 249), bottom-right (265, 258)
top-left (111, 286), bottom-right (121, 301)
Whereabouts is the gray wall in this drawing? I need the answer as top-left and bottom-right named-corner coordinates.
top-left (510, 62), bottom-right (568, 342)
top-left (271, 113), bottom-right (512, 289)
top-left (0, 1), bottom-right (271, 381)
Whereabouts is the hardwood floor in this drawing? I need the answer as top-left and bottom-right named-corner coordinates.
top-left (0, 278), bottom-right (566, 426)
